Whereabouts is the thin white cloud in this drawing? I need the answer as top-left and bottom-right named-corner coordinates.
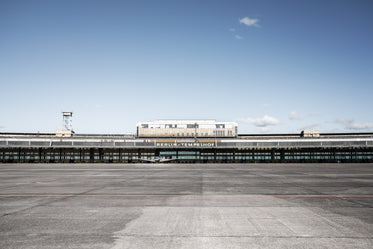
top-left (239, 17), bottom-right (260, 27)
top-left (308, 113), bottom-right (321, 118)
top-left (263, 104), bottom-right (270, 108)
top-left (347, 123), bottom-right (373, 129)
top-left (335, 118), bottom-right (373, 130)
top-left (258, 127), bottom-right (271, 133)
top-left (289, 111), bottom-right (301, 120)
top-left (238, 115), bottom-right (280, 127)
top-left (229, 28), bottom-right (235, 32)
top-left (235, 34), bottom-right (243, 39)
top-left (335, 118), bottom-right (351, 124)
top-left (298, 123), bottom-right (320, 131)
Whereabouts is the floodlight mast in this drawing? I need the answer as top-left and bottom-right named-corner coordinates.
top-left (62, 112), bottom-right (73, 131)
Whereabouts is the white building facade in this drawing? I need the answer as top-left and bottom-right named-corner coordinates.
top-left (136, 120), bottom-right (238, 138)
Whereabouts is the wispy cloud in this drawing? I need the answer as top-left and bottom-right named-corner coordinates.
top-left (235, 35), bottom-right (243, 39)
top-left (239, 17), bottom-right (260, 27)
top-left (229, 28), bottom-right (235, 32)
top-left (308, 113), bottom-right (321, 118)
top-left (263, 104), bottom-right (270, 108)
top-left (298, 123), bottom-right (320, 131)
top-left (238, 115), bottom-right (280, 127)
top-left (335, 118), bottom-right (373, 130)
top-left (289, 111), bottom-right (301, 120)
top-left (258, 127), bottom-right (271, 133)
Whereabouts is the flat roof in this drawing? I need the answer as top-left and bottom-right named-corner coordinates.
top-left (1, 132), bottom-right (372, 139)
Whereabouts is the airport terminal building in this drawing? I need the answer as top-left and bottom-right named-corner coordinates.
top-left (0, 120), bottom-right (372, 163)
top-left (137, 120), bottom-right (238, 138)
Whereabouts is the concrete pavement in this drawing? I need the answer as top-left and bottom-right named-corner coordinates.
top-left (0, 163), bottom-right (372, 248)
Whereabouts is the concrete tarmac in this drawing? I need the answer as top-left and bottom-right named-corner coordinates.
top-left (0, 163), bottom-right (372, 249)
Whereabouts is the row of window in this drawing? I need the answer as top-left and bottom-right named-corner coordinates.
top-left (213, 130), bottom-right (225, 136)
top-left (4, 155), bottom-right (372, 161)
top-left (1, 150), bottom-right (373, 162)
top-left (176, 132), bottom-right (209, 137)
top-left (141, 124), bottom-right (227, 129)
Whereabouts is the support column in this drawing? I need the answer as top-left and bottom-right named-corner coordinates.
top-left (90, 148), bottom-right (94, 163)
top-left (99, 148), bottom-right (103, 162)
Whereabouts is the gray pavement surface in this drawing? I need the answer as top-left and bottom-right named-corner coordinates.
top-left (0, 163), bottom-right (372, 249)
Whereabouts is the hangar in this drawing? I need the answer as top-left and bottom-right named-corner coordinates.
top-left (0, 127), bottom-right (372, 163)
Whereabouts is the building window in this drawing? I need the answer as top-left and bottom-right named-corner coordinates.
top-left (187, 124), bottom-right (199, 128)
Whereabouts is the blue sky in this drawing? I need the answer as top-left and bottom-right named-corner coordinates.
top-left (1, 0), bottom-right (372, 134)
